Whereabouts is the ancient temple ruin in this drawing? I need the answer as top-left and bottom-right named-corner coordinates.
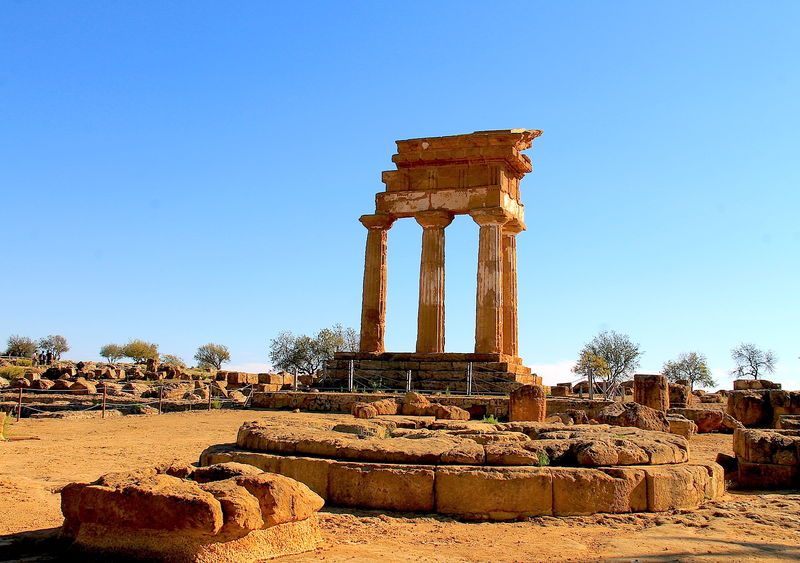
top-left (328, 129), bottom-right (544, 392)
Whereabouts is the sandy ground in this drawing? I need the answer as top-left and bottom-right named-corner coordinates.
top-left (2, 409), bottom-right (800, 562)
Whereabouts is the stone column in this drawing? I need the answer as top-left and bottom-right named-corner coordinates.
top-left (415, 211), bottom-right (454, 353)
top-left (470, 208), bottom-right (509, 354)
top-left (633, 374), bottom-right (670, 411)
top-left (502, 219), bottom-right (524, 359)
top-left (509, 384), bottom-right (546, 422)
top-left (358, 214), bottom-right (396, 353)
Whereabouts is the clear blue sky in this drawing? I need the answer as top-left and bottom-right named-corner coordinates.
top-left (2, 2), bottom-right (798, 389)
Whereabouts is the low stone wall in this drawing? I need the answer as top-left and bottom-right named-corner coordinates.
top-left (251, 392), bottom-right (613, 420)
top-left (733, 428), bottom-right (800, 489)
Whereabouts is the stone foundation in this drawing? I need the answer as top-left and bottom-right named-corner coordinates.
top-left (325, 352), bottom-right (539, 393)
top-left (201, 418), bottom-right (723, 520)
top-left (251, 391), bottom-right (613, 420)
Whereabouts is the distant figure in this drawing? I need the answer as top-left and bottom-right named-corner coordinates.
top-left (31, 352), bottom-right (38, 366)
top-left (39, 351), bottom-right (47, 365)
top-left (46, 351), bottom-right (53, 365)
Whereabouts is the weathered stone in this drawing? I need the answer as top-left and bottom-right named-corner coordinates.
top-left (351, 402), bottom-right (378, 419)
top-left (727, 390), bottom-right (771, 427)
top-left (434, 404), bottom-right (470, 420)
top-left (552, 467), bottom-right (647, 515)
top-left (634, 374), bottom-right (669, 411)
top-left (509, 385), bottom-right (546, 422)
top-left (596, 402), bottom-right (670, 432)
top-left (329, 462), bottom-right (435, 512)
top-left (70, 378), bottom-right (97, 395)
top-left (667, 415), bottom-right (697, 439)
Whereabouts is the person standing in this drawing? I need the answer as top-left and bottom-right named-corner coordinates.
top-left (31, 351), bottom-right (38, 366)
top-left (46, 350), bottom-right (53, 365)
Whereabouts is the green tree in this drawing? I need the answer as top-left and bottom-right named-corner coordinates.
top-left (38, 334), bottom-right (69, 361)
top-left (122, 339), bottom-right (159, 364)
top-left (730, 343), bottom-right (776, 380)
top-left (572, 349), bottom-right (610, 397)
top-left (662, 352), bottom-right (716, 390)
top-left (161, 354), bottom-right (186, 368)
top-left (5, 335), bottom-right (37, 358)
top-left (100, 343), bottom-right (125, 363)
top-left (194, 343), bottom-right (230, 370)
top-left (576, 330), bottom-right (642, 392)
top-left (269, 324), bottom-right (358, 374)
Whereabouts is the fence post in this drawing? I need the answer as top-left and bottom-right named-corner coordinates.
top-left (17, 386), bottom-right (23, 422)
top-left (102, 385), bottom-right (107, 419)
top-left (348, 360), bottom-right (354, 393)
top-left (466, 363), bottom-right (473, 396)
top-left (589, 371), bottom-right (595, 401)
top-left (208, 384), bottom-right (212, 411)
top-left (293, 371), bottom-right (298, 391)
top-left (158, 386), bottom-right (163, 415)
top-left (406, 370), bottom-right (411, 393)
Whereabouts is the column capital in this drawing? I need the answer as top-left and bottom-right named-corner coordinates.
top-left (414, 210), bottom-right (454, 229)
top-left (359, 213), bottom-right (396, 230)
top-left (504, 218), bottom-right (526, 235)
top-left (469, 207), bottom-right (511, 227)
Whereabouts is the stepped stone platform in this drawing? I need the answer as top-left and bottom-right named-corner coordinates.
top-left (200, 417), bottom-right (723, 521)
top-left (325, 352), bottom-right (540, 393)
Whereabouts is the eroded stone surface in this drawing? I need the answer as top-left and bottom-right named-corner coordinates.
top-left (61, 462), bottom-right (323, 562)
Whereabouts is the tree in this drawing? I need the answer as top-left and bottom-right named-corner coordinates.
top-left (269, 324), bottom-right (358, 375)
top-left (575, 330), bottom-right (642, 393)
top-left (662, 352), bottom-right (715, 390)
top-left (5, 335), bottom-right (37, 358)
top-left (730, 343), bottom-right (776, 380)
top-left (194, 343), bottom-right (230, 370)
top-left (100, 344), bottom-right (125, 363)
top-left (122, 339), bottom-right (159, 363)
top-left (572, 349), bottom-right (610, 397)
top-left (161, 354), bottom-right (186, 368)
top-left (38, 335), bottom-right (69, 361)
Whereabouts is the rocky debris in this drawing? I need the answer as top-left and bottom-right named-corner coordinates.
top-left (30, 379), bottom-right (54, 390)
top-left (229, 390), bottom-right (248, 404)
top-left (370, 398), bottom-right (400, 415)
top-left (666, 414), bottom-right (697, 439)
top-left (0, 376), bottom-right (9, 388)
top-left (51, 378), bottom-right (74, 391)
top-left (595, 402), bottom-right (670, 432)
top-left (12, 377), bottom-right (31, 388)
top-left (550, 409), bottom-right (590, 425)
top-left (211, 380), bottom-right (229, 398)
top-left (435, 404), bottom-right (470, 421)
top-left (401, 392), bottom-right (437, 416)
top-left (670, 408), bottom-right (743, 433)
top-left (61, 463), bottom-right (324, 561)
top-left (121, 382), bottom-right (148, 396)
top-left (351, 402), bottom-right (378, 419)
top-left (777, 415), bottom-right (800, 430)
top-left (70, 378), bottom-right (98, 395)
top-left (509, 385), bottom-right (546, 422)
top-left (734, 379), bottom-right (781, 390)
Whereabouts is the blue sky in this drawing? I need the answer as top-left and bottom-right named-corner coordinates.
top-left (2, 2), bottom-right (798, 389)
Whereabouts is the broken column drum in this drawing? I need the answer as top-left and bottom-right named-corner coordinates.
top-left (329, 130), bottom-right (544, 393)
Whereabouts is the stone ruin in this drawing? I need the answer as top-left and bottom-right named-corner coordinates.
top-left (60, 462), bottom-right (323, 562)
top-left (731, 428), bottom-right (800, 489)
top-left (201, 415), bottom-right (723, 521)
top-left (327, 130), bottom-right (544, 393)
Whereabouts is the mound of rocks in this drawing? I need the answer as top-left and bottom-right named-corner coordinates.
top-left (670, 408), bottom-right (743, 433)
top-left (351, 393), bottom-right (469, 421)
top-left (595, 402), bottom-right (670, 432)
top-left (61, 462), bottom-right (323, 562)
top-left (733, 428), bottom-right (800, 489)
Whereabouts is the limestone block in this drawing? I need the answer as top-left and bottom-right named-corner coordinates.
top-left (351, 402), bottom-right (378, 419)
top-left (737, 461), bottom-right (800, 489)
top-left (434, 404), bottom-right (470, 420)
top-left (70, 378), bottom-right (97, 395)
top-left (328, 462), bottom-right (434, 512)
top-left (435, 466), bottom-right (552, 520)
top-left (509, 385), bottom-right (546, 422)
top-left (644, 465), bottom-right (709, 511)
top-left (634, 374), bottom-right (669, 411)
top-left (552, 467), bottom-right (647, 515)
top-left (727, 391), bottom-right (771, 427)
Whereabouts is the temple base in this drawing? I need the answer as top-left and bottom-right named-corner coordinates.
top-left (324, 352), bottom-right (539, 394)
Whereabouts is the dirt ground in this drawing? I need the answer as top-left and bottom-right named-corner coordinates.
top-left (2, 409), bottom-right (799, 562)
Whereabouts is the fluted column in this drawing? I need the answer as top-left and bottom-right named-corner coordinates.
top-left (414, 210), bottom-right (454, 353)
top-left (358, 214), bottom-right (396, 353)
top-left (502, 219), bottom-right (524, 358)
top-left (470, 208), bottom-right (510, 354)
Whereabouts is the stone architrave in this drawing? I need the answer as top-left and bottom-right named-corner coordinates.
top-left (415, 210), bottom-right (454, 353)
top-left (509, 384), bottom-right (547, 422)
top-left (634, 374), bottom-right (670, 412)
top-left (502, 218), bottom-right (524, 358)
top-left (358, 214), bottom-right (396, 353)
top-left (470, 207), bottom-right (510, 355)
